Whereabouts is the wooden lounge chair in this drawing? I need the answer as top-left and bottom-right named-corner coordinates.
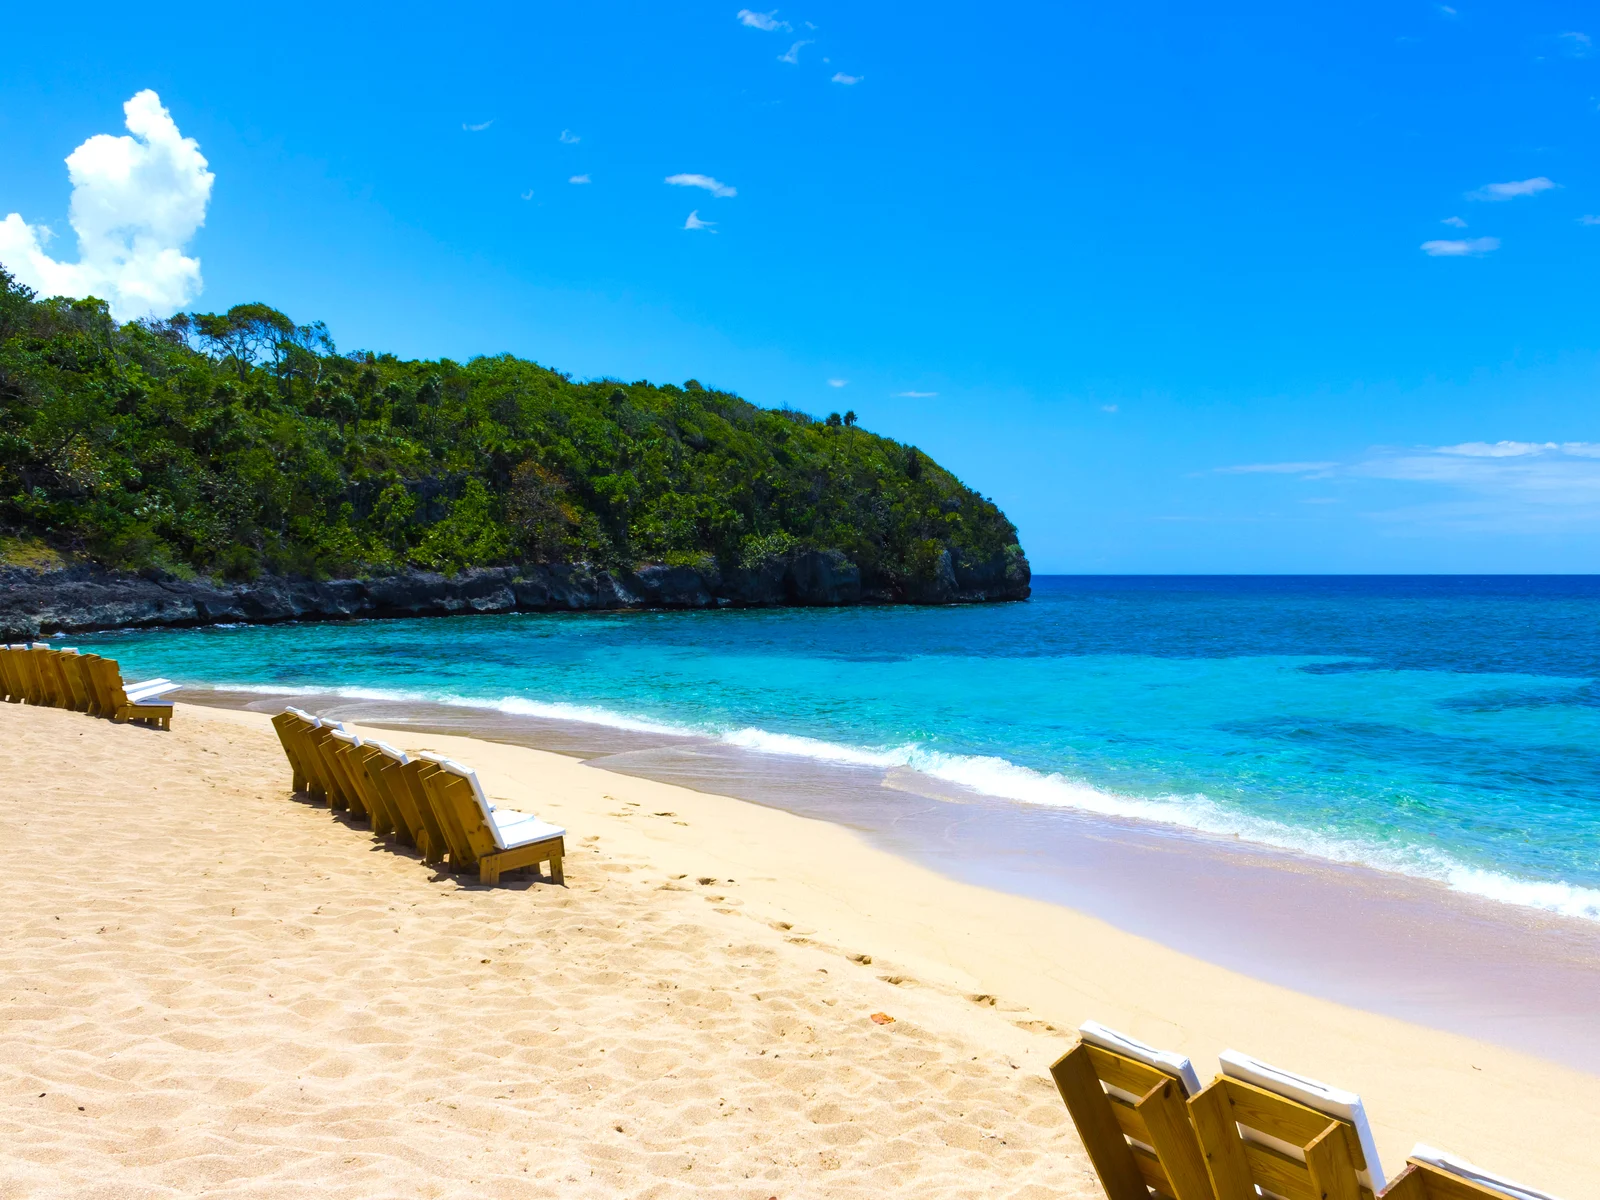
top-left (28, 644), bottom-right (67, 707)
top-left (1051, 1021), bottom-right (1212, 1200)
top-left (270, 709), bottom-right (317, 793)
top-left (415, 755), bottom-right (565, 885)
top-left (54, 649), bottom-right (92, 712)
top-left (0, 645), bottom-right (24, 702)
top-left (365, 743), bottom-right (430, 847)
top-left (85, 656), bottom-right (175, 730)
top-left (302, 719), bottom-right (358, 809)
top-left (1189, 1050), bottom-right (1385, 1200)
top-left (395, 756), bottom-right (450, 864)
top-left (1382, 1145), bottom-right (1561, 1200)
top-left (352, 740), bottom-right (411, 841)
top-left (325, 728), bottom-right (375, 819)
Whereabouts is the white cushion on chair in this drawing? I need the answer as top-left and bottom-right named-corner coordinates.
top-left (1408, 1145), bottom-right (1561, 1200)
top-left (328, 727), bottom-right (362, 746)
top-left (373, 741), bottom-right (409, 764)
top-left (1078, 1020), bottom-right (1201, 1097)
top-left (1219, 1050), bottom-right (1385, 1192)
top-left (490, 810), bottom-right (566, 849)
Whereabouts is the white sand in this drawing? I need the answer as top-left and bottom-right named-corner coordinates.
top-left (1, 700), bottom-right (1594, 1198)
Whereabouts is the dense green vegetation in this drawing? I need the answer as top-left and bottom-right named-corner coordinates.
top-left (0, 269), bottom-right (1024, 590)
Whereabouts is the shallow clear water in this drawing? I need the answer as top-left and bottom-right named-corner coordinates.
top-left (76, 576), bottom-right (1600, 920)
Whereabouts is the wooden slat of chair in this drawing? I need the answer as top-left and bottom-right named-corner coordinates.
top-left (419, 770), bottom-right (482, 869)
top-left (333, 740), bottom-right (379, 822)
top-left (328, 741), bottom-right (372, 820)
top-left (57, 652), bottom-right (91, 712)
top-left (303, 726), bottom-right (353, 809)
top-left (269, 713), bottom-right (311, 793)
top-left (1381, 1161), bottom-right (1538, 1200)
top-left (397, 759), bottom-right (449, 864)
top-left (31, 648), bottom-right (66, 707)
top-left (20, 647), bottom-right (50, 704)
top-left (1050, 1040), bottom-right (1214, 1200)
top-left (1189, 1076), bottom-right (1366, 1200)
top-left (371, 757), bottom-right (420, 847)
top-left (344, 745), bottom-right (395, 836)
top-left (77, 654), bottom-right (112, 717)
top-left (46, 649), bottom-right (76, 709)
top-left (291, 719), bottom-right (334, 801)
top-left (0, 647), bottom-right (22, 702)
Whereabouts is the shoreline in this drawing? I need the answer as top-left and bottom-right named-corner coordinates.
top-left (182, 686), bottom-right (1600, 1077)
top-left (5, 698), bottom-right (1596, 1195)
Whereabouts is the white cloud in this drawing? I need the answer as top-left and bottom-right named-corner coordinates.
top-left (1421, 237), bottom-right (1500, 256)
top-left (831, 72), bottom-right (863, 85)
top-left (1358, 443), bottom-right (1600, 511)
top-left (1100, 403), bottom-right (1119, 413)
top-left (1580, 215), bottom-right (1600, 226)
top-left (737, 9), bottom-right (790, 31)
top-left (0, 89), bottom-right (213, 320)
top-left (684, 210), bottom-right (717, 232)
top-left (895, 390), bottom-right (937, 398)
top-left (1437, 4), bottom-right (1457, 13)
top-left (666, 173), bottom-right (737, 198)
top-left (778, 39), bottom-right (813, 64)
top-left (1214, 461), bottom-right (1338, 475)
top-left (569, 174), bottom-right (591, 184)
top-left (463, 120), bottom-right (493, 132)
top-left (559, 129), bottom-right (580, 144)
top-left (827, 378), bottom-right (848, 388)
top-left (521, 189), bottom-right (534, 201)
top-left (1468, 177), bottom-right (1556, 201)
top-left (1441, 216), bottom-right (1467, 228)
top-left (1560, 31), bottom-right (1592, 55)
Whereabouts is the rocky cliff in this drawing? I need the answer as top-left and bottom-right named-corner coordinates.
top-left (0, 547), bottom-right (1031, 639)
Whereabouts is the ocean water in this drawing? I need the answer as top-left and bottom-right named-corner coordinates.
top-left (76, 576), bottom-right (1600, 922)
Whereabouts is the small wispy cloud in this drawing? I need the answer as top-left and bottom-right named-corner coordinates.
top-left (684, 210), bottom-right (717, 232)
top-left (1468, 177), bottom-right (1556, 201)
top-left (559, 129), bottom-right (580, 144)
top-left (1421, 236), bottom-right (1500, 256)
top-left (831, 72), bottom-right (863, 85)
top-left (1560, 31), bottom-right (1592, 56)
top-left (569, 174), bottom-right (591, 185)
top-left (1580, 215), bottom-right (1600, 226)
top-left (521, 189), bottom-right (534, 201)
top-left (827, 378), bottom-right (848, 388)
top-left (463, 120), bottom-right (493, 132)
top-left (1437, 4), bottom-right (1457, 14)
top-left (666, 173), bottom-right (737, 198)
top-left (1441, 216), bottom-right (1468, 228)
top-left (778, 39), bottom-right (813, 64)
top-left (1214, 461), bottom-right (1338, 475)
top-left (737, 8), bottom-right (790, 31)
top-left (895, 390), bottom-right (937, 398)
top-left (1101, 404), bottom-right (1119, 413)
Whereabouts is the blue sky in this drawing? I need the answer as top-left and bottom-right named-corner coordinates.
top-left (4, 2), bottom-right (1600, 572)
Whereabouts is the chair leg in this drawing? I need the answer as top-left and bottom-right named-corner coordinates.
top-left (480, 857), bottom-right (500, 885)
top-left (549, 854), bottom-right (564, 885)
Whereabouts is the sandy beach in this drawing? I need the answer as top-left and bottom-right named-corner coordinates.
top-left (2, 700), bottom-right (1595, 1198)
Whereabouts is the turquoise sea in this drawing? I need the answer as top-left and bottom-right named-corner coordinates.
top-left (78, 576), bottom-right (1600, 922)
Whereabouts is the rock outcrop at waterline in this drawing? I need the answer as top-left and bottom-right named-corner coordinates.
top-left (0, 547), bottom-right (1030, 638)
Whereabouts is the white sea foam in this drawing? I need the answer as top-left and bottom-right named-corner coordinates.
top-left (206, 680), bottom-right (1600, 923)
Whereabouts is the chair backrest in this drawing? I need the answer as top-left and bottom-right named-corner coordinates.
top-left (1219, 1051), bottom-right (1383, 1192)
top-left (55, 649), bottom-right (90, 712)
top-left (1384, 1146), bottom-right (1562, 1200)
top-left (0, 646), bottom-right (21, 701)
top-left (1051, 1026), bottom-right (1213, 1200)
top-left (397, 757), bottom-right (450, 863)
top-left (1189, 1052), bottom-right (1377, 1200)
top-left (86, 656), bottom-right (130, 707)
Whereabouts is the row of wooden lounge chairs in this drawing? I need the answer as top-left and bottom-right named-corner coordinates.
top-left (270, 707), bottom-right (566, 886)
top-left (1054, 1021), bottom-right (1557, 1200)
top-left (0, 642), bottom-right (179, 728)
